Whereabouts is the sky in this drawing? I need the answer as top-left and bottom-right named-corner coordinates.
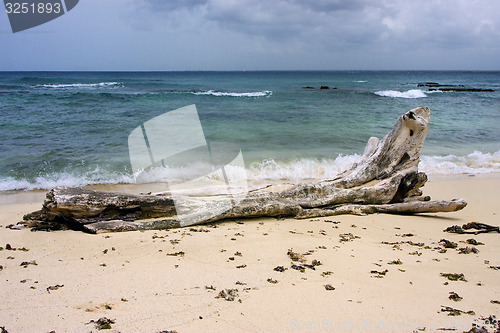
top-left (1, 0), bottom-right (500, 71)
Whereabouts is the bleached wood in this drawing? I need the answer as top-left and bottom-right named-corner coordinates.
top-left (24, 107), bottom-right (467, 233)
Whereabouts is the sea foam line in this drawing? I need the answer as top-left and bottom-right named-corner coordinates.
top-left (374, 89), bottom-right (427, 98)
top-left (36, 82), bottom-right (123, 89)
top-left (191, 90), bottom-right (272, 97)
top-left (1, 151), bottom-right (499, 191)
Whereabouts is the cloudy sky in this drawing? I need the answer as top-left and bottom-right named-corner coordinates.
top-left (1, 0), bottom-right (499, 71)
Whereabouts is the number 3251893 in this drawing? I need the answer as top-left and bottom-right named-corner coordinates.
top-left (5, 2), bottom-right (62, 14)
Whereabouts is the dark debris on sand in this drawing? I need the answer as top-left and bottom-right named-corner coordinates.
top-left (466, 238), bottom-right (484, 246)
top-left (46, 284), bottom-right (64, 293)
top-left (439, 239), bottom-right (458, 249)
top-left (339, 233), bottom-right (360, 242)
top-left (440, 273), bottom-right (467, 282)
top-left (87, 317), bottom-right (115, 330)
top-left (216, 288), bottom-right (239, 301)
top-left (370, 269), bottom-right (388, 278)
top-left (440, 305), bottom-right (475, 316)
top-left (448, 292), bottom-right (463, 302)
top-left (20, 260), bottom-right (37, 268)
top-left (458, 246), bottom-right (479, 254)
top-left (445, 222), bottom-right (500, 235)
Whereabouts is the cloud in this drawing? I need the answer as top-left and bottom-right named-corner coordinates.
top-left (123, 0), bottom-right (500, 69)
top-left (139, 0), bottom-right (375, 40)
top-left (138, 0), bottom-right (500, 47)
top-left (2, 0), bottom-right (499, 70)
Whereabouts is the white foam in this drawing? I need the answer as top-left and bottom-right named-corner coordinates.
top-left (37, 82), bottom-right (123, 89)
top-left (374, 89), bottom-right (427, 98)
top-left (0, 170), bottom-right (134, 191)
top-left (420, 150), bottom-right (500, 175)
top-left (133, 162), bottom-right (220, 184)
top-left (246, 155), bottom-right (362, 181)
top-left (2, 151), bottom-right (499, 191)
top-left (191, 90), bottom-right (272, 97)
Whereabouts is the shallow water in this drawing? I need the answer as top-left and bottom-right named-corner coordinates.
top-left (1, 71), bottom-right (499, 191)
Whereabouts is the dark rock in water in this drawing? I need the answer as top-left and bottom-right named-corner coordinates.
top-left (434, 87), bottom-right (494, 92)
top-left (320, 86), bottom-right (329, 89)
top-left (417, 82), bottom-right (493, 92)
top-left (303, 86), bottom-right (315, 89)
top-left (417, 82), bottom-right (441, 87)
top-left (418, 82), bottom-right (465, 88)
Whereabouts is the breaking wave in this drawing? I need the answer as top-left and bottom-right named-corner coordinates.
top-left (191, 90), bottom-right (272, 97)
top-left (2, 151), bottom-right (499, 191)
top-left (36, 82), bottom-right (123, 89)
top-left (420, 150), bottom-right (500, 174)
top-left (374, 89), bottom-right (427, 98)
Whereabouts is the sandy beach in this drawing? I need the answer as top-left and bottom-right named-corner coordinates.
top-left (0, 175), bottom-right (499, 333)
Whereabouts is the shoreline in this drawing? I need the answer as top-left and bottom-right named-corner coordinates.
top-left (2, 172), bottom-right (500, 206)
top-left (0, 174), bottom-right (498, 332)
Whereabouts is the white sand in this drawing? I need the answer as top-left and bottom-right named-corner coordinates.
top-left (0, 175), bottom-right (499, 332)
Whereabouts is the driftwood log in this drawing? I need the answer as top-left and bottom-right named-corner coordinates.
top-left (24, 107), bottom-right (467, 233)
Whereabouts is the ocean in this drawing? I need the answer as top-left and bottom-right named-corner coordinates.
top-left (0, 71), bottom-right (499, 192)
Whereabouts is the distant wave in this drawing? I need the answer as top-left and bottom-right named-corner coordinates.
top-left (374, 89), bottom-right (427, 98)
top-left (36, 82), bottom-right (123, 89)
top-left (137, 89), bottom-right (273, 97)
top-left (2, 150), bottom-right (499, 191)
top-left (191, 90), bottom-right (272, 97)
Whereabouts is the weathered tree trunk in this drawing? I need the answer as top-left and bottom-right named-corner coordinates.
top-left (24, 107), bottom-right (467, 233)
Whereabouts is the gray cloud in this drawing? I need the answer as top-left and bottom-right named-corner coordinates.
top-left (1, 0), bottom-right (499, 70)
top-left (139, 0), bottom-right (500, 51)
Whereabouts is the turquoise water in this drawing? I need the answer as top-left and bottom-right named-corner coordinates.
top-left (0, 71), bottom-right (499, 191)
